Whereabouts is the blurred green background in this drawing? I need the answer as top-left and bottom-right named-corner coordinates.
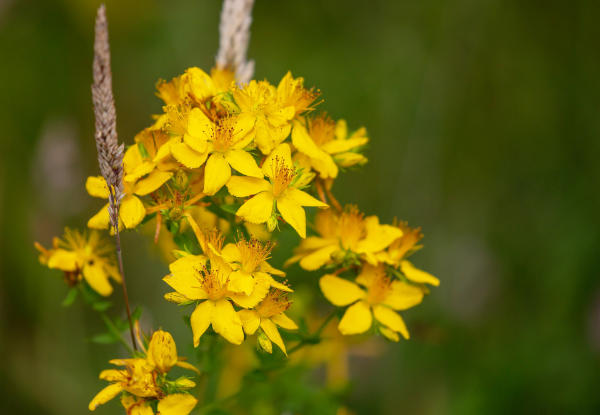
top-left (1, 0), bottom-right (600, 413)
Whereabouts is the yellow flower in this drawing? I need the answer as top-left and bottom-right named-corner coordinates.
top-left (185, 66), bottom-right (235, 107)
top-left (160, 105), bottom-right (212, 169)
top-left (163, 253), bottom-right (246, 346)
top-left (319, 264), bottom-right (424, 340)
top-left (35, 228), bottom-right (120, 296)
top-left (219, 238), bottom-right (291, 295)
top-left (376, 221), bottom-right (439, 286)
top-left (233, 80), bottom-right (295, 154)
top-left (89, 329), bottom-right (198, 414)
top-left (276, 71), bottom-right (319, 117)
top-left (292, 115), bottom-right (368, 179)
top-left (238, 289), bottom-right (298, 355)
top-left (86, 175), bottom-right (149, 230)
top-left (286, 205), bottom-right (402, 270)
top-left (123, 127), bottom-right (177, 194)
top-left (156, 73), bottom-right (187, 106)
top-left (189, 113), bottom-right (263, 195)
top-left (226, 143), bottom-right (328, 238)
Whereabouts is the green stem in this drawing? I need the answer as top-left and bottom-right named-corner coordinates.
top-left (287, 310), bottom-right (337, 355)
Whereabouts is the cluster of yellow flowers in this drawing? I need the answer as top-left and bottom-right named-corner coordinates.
top-left (163, 219), bottom-right (297, 354)
top-left (288, 207), bottom-right (439, 341)
top-left (84, 68), bottom-right (371, 238)
top-left (35, 64), bottom-right (438, 413)
top-left (89, 330), bottom-right (198, 414)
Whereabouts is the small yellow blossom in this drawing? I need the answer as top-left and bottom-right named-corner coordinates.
top-left (35, 228), bottom-right (120, 296)
top-left (186, 113), bottom-right (262, 195)
top-left (319, 264), bottom-right (424, 340)
top-left (286, 205), bottom-right (402, 270)
top-left (123, 127), bottom-right (177, 193)
top-left (226, 143), bottom-right (328, 238)
top-left (163, 253), bottom-right (245, 346)
top-left (89, 329), bottom-right (198, 414)
top-left (238, 289), bottom-right (298, 355)
top-left (233, 80), bottom-right (295, 155)
top-left (219, 238), bottom-right (291, 295)
top-left (292, 115), bottom-right (368, 179)
top-left (86, 175), bottom-right (152, 230)
top-left (276, 71), bottom-right (319, 118)
top-left (376, 221), bottom-right (439, 286)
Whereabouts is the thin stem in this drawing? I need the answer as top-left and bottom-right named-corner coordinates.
top-left (287, 310), bottom-right (337, 355)
top-left (315, 179), bottom-right (328, 205)
top-left (110, 188), bottom-right (137, 352)
top-left (324, 183), bottom-right (342, 212)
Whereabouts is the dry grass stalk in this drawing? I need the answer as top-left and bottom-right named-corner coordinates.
top-left (216, 0), bottom-right (255, 84)
top-left (92, 4), bottom-right (136, 351)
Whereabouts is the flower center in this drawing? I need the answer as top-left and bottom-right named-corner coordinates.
top-left (196, 265), bottom-right (228, 301)
top-left (309, 114), bottom-right (335, 147)
top-left (270, 157), bottom-right (295, 198)
top-left (212, 117), bottom-right (236, 153)
top-left (165, 105), bottom-right (189, 138)
top-left (338, 205), bottom-right (366, 250)
top-left (365, 269), bottom-right (392, 305)
top-left (256, 290), bottom-right (291, 318)
top-left (236, 238), bottom-right (273, 273)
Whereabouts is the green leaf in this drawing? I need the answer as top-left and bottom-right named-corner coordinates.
top-left (219, 203), bottom-right (241, 214)
top-left (92, 301), bottom-right (112, 312)
top-left (90, 332), bottom-right (119, 344)
top-left (61, 287), bottom-right (78, 307)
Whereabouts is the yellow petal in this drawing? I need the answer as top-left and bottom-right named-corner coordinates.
top-left (298, 244), bottom-right (339, 271)
top-left (276, 195), bottom-right (306, 238)
top-left (260, 318), bottom-right (286, 355)
top-left (123, 144), bottom-right (143, 173)
top-left (400, 260), bottom-right (440, 286)
top-left (134, 170), bottom-right (173, 196)
top-left (120, 195), bottom-right (146, 229)
top-left (171, 142), bottom-right (207, 168)
top-left (211, 299), bottom-right (244, 345)
top-left (236, 192), bottom-right (274, 224)
top-left (227, 270), bottom-right (255, 295)
top-left (373, 305), bottom-right (409, 339)
top-left (319, 274), bottom-right (365, 306)
top-left (229, 275), bottom-right (270, 309)
top-left (124, 161), bottom-right (154, 183)
top-left (231, 113), bottom-right (255, 148)
top-left (334, 152), bottom-right (367, 168)
top-left (225, 149), bottom-right (263, 178)
top-left (338, 301), bottom-right (372, 335)
top-left (88, 383), bottom-right (123, 411)
top-left (204, 153), bottom-right (231, 195)
top-left (292, 123), bottom-right (338, 178)
top-left (379, 326), bottom-right (400, 342)
top-left (384, 280), bottom-right (424, 310)
top-left (238, 309), bottom-right (260, 334)
top-left (262, 143), bottom-right (293, 179)
top-left (47, 249), bottom-right (78, 271)
top-left (86, 176), bottom-right (109, 199)
top-left (190, 300), bottom-right (214, 347)
top-left (226, 176), bottom-right (271, 197)
top-left (321, 136), bottom-right (368, 154)
top-left (99, 369), bottom-right (125, 382)
top-left (147, 330), bottom-right (178, 373)
top-left (355, 216), bottom-right (403, 254)
top-left (175, 360), bottom-right (201, 374)
top-left (88, 203), bottom-right (110, 229)
top-left (271, 312), bottom-right (298, 330)
top-left (83, 264), bottom-right (113, 297)
top-left (221, 243), bottom-right (241, 263)
top-left (157, 393), bottom-right (198, 415)
top-left (163, 268), bottom-right (208, 301)
top-left (285, 187), bottom-right (328, 207)
top-left (187, 107), bottom-right (214, 140)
